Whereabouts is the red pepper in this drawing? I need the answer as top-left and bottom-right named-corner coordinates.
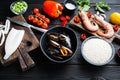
top-left (43, 1), bottom-right (64, 18)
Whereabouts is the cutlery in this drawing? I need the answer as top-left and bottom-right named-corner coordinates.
top-left (4, 28), bottom-right (25, 60)
top-left (7, 17), bottom-right (47, 33)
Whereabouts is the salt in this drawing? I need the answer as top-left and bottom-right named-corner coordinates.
top-left (65, 3), bottom-right (76, 10)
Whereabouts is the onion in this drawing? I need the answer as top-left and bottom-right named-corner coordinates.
top-left (0, 30), bottom-right (5, 46)
top-left (0, 19), bottom-right (10, 46)
top-left (4, 19), bottom-right (10, 34)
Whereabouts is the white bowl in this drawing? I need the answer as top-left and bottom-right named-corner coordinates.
top-left (10, 0), bottom-right (28, 15)
top-left (81, 36), bottom-right (115, 66)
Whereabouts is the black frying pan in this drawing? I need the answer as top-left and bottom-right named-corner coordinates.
top-left (39, 27), bottom-right (77, 63)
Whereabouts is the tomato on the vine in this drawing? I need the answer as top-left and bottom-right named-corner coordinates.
top-left (37, 20), bottom-right (43, 27)
top-left (42, 23), bottom-right (48, 29)
top-left (35, 13), bottom-right (41, 17)
top-left (45, 18), bottom-right (50, 24)
top-left (28, 15), bottom-right (34, 22)
top-left (41, 15), bottom-right (46, 20)
top-left (33, 8), bottom-right (40, 14)
top-left (33, 18), bottom-right (39, 24)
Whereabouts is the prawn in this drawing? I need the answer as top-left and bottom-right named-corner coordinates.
top-left (94, 14), bottom-right (114, 38)
top-left (79, 10), bottom-right (99, 32)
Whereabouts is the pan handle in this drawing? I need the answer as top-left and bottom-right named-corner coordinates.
top-left (31, 26), bottom-right (48, 33)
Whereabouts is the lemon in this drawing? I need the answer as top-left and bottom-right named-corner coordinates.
top-left (110, 12), bottom-right (120, 25)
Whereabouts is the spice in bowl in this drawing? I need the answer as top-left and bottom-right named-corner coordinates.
top-left (65, 3), bottom-right (76, 10)
top-left (64, 0), bottom-right (76, 11)
top-left (81, 36), bottom-right (115, 66)
top-left (10, 1), bottom-right (28, 15)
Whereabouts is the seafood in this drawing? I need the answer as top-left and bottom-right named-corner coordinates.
top-left (46, 32), bottom-right (73, 60)
top-left (79, 10), bottom-right (99, 32)
top-left (47, 47), bottom-right (64, 60)
top-left (49, 40), bottom-right (73, 56)
top-left (47, 32), bottom-right (59, 41)
top-left (47, 32), bottom-right (71, 48)
top-left (94, 14), bottom-right (114, 38)
top-left (59, 34), bottom-right (71, 48)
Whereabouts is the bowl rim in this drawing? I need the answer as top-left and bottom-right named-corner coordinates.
top-left (81, 36), bottom-right (115, 66)
top-left (10, 0), bottom-right (28, 15)
top-left (63, 0), bottom-right (77, 11)
top-left (40, 27), bottom-right (78, 63)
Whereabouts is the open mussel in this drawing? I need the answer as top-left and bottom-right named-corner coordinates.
top-left (47, 32), bottom-right (59, 41)
top-left (49, 40), bottom-right (73, 57)
top-left (59, 34), bottom-right (71, 49)
top-left (47, 47), bottom-right (64, 60)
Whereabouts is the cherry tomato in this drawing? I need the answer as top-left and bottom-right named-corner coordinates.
top-left (87, 12), bottom-right (92, 18)
top-left (41, 15), bottom-right (46, 20)
top-left (60, 16), bottom-right (66, 21)
top-left (33, 18), bottom-right (39, 24)
top-left (65, 15), bottom-right (70, 20)
top-left (33, 8), bottom-right (40, 14)
top-left (42, 23), bottom-right (48, 29)
top-left (113, 24), bottom-right (119, 32)
top-left (80, 33), bottom-right (87, 41)
top-left (28, 15), bottom-right (34, 22)
top-left (74, 16), bottom-right (80, 23)
top-left (62, 20), bottom-right (67, 27)
top-left (35, 13), bottom-right (41, 17)
top-left (37, 20), bottom-right (43, 27)
top-left (45, 18), bottom-right (50, 24)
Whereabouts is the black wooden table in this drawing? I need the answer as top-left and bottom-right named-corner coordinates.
top-left (0, 0), bottom-right (120, 80)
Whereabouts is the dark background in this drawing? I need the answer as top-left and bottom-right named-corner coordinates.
top-left (0, 0), bottom-right (120, 80)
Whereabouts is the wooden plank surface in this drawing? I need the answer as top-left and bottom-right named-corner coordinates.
top-left (0, 0), bottom-right (120, 79)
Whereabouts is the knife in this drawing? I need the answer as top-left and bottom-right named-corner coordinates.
top-left (7, 17), bottom-right (47, 33)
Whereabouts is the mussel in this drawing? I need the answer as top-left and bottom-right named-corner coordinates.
top-left (49, 40), bottom-right (73, 57)
top-left (59, 34), bottom-right (71, 49)
top-left (47, 47), bottom-right (64, 60)
top-left (47, 32), bottom-right (59, 41)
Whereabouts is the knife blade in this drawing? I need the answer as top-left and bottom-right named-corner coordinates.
top-left (7, 17), bottom-right (47, 33)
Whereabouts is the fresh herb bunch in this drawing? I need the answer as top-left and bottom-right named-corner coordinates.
top-left (77, 0), bottom-right (90, 11)
top-left (95, 1), bottom-right (111, 13)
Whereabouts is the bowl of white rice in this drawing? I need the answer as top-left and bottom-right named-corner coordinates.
top-left (81, 36), bottom-right (115, 66)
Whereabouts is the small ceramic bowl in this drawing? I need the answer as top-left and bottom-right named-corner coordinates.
top-left (10, 0), bottom-right (28, 15)
top-left (64, 0), bottom-right (77, 11)
top-left (81, 36), bottom-right (115, 66)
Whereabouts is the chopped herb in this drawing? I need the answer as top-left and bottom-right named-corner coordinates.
top-left (95, 1), bottom-right (111, 13)
top-left (77, 0), bottom-right (90, 11)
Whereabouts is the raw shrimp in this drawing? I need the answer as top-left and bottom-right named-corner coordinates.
top-left (94, 14), bottom-right (114, 38)
top-left (79, 10), bottom-right (99, 32)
